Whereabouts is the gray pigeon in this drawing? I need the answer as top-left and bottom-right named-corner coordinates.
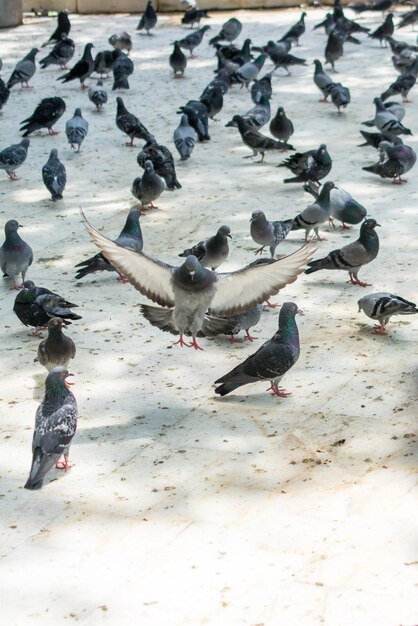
top-left (116, 97), bottom-right (153, 147)
top-left (178, 225), bottom-right (231, 270)
top-left (75, 207), bottom-right (143, 281)
top-left (226, 95), bottom-right (270, 129)
top-left (169, 41), bottom-right (187, 77)
top-left (250, 211), bottom-right (293, 257)
top-left (108, 33), bottom-right (132, 53)
top-left (363, 140), bottom-right (416, 184)
top-left (173, 114), bottom-right (197, 160)
top-left (329, 82), bottom-right (351, 114)
top-left (42, 149), bottom-right (67, 201)
top-left (137, 0), bottom-right (158, 35)
top-left (57, 43), bottom-right (94, 88)
top-left (131, 160), bottom-right (165, 208)
top-left (179, 25), bottom-right (211, 57)
top-left (305, 218), bottom-right (379, 286)
top-left (94, 49), bottom-right (122, 77)
top-left (362, 101), bottom-right (405, 127)
top-left (24, 367), bottom-right (77, 490)
top-left (88, 80), bottom-right (108, 110)
top-left (36, 318), bottom-right (76, 371)
top-left (223, 304), bottom-right (263, 343)
top-left (112, 53), bottom-right (134, 90)
top-left (0, 77), bottom-right (10, 111)
top-left (209, 18), bottom-right (242, 45)
top-left (214, 302), bottom-right (302, 397)
top-left (234, 115), bottom-right (294, 162)
top-left (358, 292), bottom-right (417, 334)
top-left (40, 34), bottom-right (75, 69)
top-left (137, 140), bottom-right (181, 190)
top-left (231, 54), bottom-right (267, 88)
top-left (269, 107), bottom-right (294, 144)
top-left (42, 10), bottom-right (71, 47)
top-left (20, 97), bottom-right (66, 136)
top-left (381, 58), bottom-right (418, 103)
top-left (313, 59), bottom-right (334, 102)
top-left (304, 181), bottom-right (367, 229)
top-left (65, 108), bottom-right (88, 152)
top-left (291, 181), bottom-right (335, 241)
top-left (83, 211), bottom-right (314, 350)
top-left (278, 11), bottom-right (307, 46)
top-left (366, 97), bottom-right (412, 136)
top-left (0, 138), bottom-right (30, 180)
top-left (177, 100), bottom-right (210, 142)
top-left (7, 48), bottom-right (38, 89)
top-left (0, 219), bottom-right (33, 289)
top-left (325, 32), bottom-right (343, 72)
top-left (251, 73), bottom-right (273, 104)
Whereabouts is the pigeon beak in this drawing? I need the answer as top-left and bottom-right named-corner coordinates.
top-left (65, 373), bottom-right (74, 387)
top-left (227, 234), bottom-right (232, 239)
top-left (297, 309), bottom-right (304, 316)
top-left (375, 223), bottom-right (381, 227)
top-left (18, 224), bottom-right (23, 228)
top-left (189, 270), bottom-right (195, 278)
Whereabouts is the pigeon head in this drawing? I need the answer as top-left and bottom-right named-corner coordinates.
top-left (218, 225), bottom-right (231, 238)
top-left (362, 218), bottom-right (380, 231)
top-left (180, 114), bottom-right (190, 126)
top-left (250, 210), bottom-right (266, 223)
top-left (45, 366), bottom-right (74, 395)
top-left (313, 59), bottom-right (322, 67)
top-left (5, 219), bottom-right (22, 234)
top-left (20, 138), bottom-right (30, 148)
top-left (74, 107), bottom-right (83, 117)
top-left (318, 144), bottom-right (327, 154)
top-left (301, 11), bottom-right (307, 17)
top-left (47, 317), bottom-right (66, 331)
top-left (277, 107), bottom-right (285, 117)
top-left (22, 280), bottom-right (35, 289)
top-left (184, 255), bottom-right (201, 277)
top-left (85, 43), bottom-right (94, 50)
top-left (322, 181), bottom-right (335, 191)
top-left (49, 148), bottom-right (59, 159)
top-left (277, 302), bottom-right (302, 342)
top-left (144, 160), bottom-right (154, 172)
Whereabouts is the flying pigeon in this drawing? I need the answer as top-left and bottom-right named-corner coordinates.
top-left (0, 138), bottom-right (30, 180)
top-left (279, 144), bottom-right (332, 184)
top-left (137, 140), bottom-right (181, 190)
top-left (65, 108), bottom-right (88, 152)
top-left (42, 149), bottom-right (67, 200)
top-left (24, 367), bottom-right (77, 490)
top-left (57, 43), bottom-right (94, 88)
top-left (7, 48), bottom-right (38, 89)
top-left (0, 219), bottom-right (33, 289)
top-left (40, 34), bottom-right (75, 69)
top-left (35, 318), bottom-right (76, 370)
top-left (178, 225), bottom-right (231, 270)
top-left (88, 80), bottom-right (108, 110)
top-left (42, 11), bottom-right (71, 47)
top-left (137, 0), bottom-right (158, 35)
top-left (214, 302), bottom-right (302, 397)
top-left (131, 160), bottom-right (165, 209)
top-left (173, 114), bottom-right (197, 160)
top-left (358, 292), bottom-right (417, 334)
top-left (20, 97), bottom-right (66, 136)
top-left (250, 211), bottom-right (293, 257)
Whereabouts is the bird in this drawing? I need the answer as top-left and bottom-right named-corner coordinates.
top-left (278, 11), bottom-right (307, 45)
top-left (362, 140), bottom-right (416, 184)
top-left (362, 100), bottom-right (405, 126)
top-left (0, 219), bottom-right (33, 289)
top-left (200, 85), bottom-right (224, 120)
top-left (24, 367), bottom-right (77, 490)
top-left (42, 149), bottom-right (67, 200)
top-left (75, 207), bottom-right (143, 282)
top-left (233, 115), bottom-right (293, 162)
top-left (305, 218), bottom-right (380, 287)
top-left (40, 34), bottom-right (75, 69)
top-left (93, 49), bottom-right (121, 78)
top-left (251, 73), bottom-right (272, 104)
top-left (83, 211), bottom-right (314, 350)
top-left (325, 32), bottom-right (343, 72)
top-left (209, 18), bottom-right (242, 45)
top-left (108, 32), bottom-right (132, 53)
top-left (231, 54), bottom-right (267, 88)
top-left (223, 304), bottom-right (263, 343)
top-left (279, 144), bottom-right (332, 184)
top-left (57, 43), bottom-right (94, 88)
top-left (65, 108), bottom-right (88, 152)
top-left (131, 160), bottom-right (165, 209)
top-left (358, 292), bottom-right (417, 334)
top-left (7, 48), bottom-right (38, 89)
top-left (178, 25), bottom-right (211, 57)
top-left (226, 95), bottom-right (270, 129)
top-left (365, 97), bottom-right (412, 135)
top-left (205, 68), bottom-right (230, 95)
top-left (20, 97), bottom-right (66, 136)
top-left (381, 58), bottom-right (418, 103)
top-left (368, 13), bottom-right (394, 46)
top-left (169, 41), bottom-right (187, 77)
top-left (13, 280), bottom-right (82, 336)
top-left (291, 181), bottom-right (335, 241)
top-left (116, 97), bottom-right (154, 147)
top-left (137, 0), bottom-right (158, 35)
top-left (0, 77), bottom-right (10, 111)
top-left (88, 80), bottom-right (107, 110)
top-left (348, 0), bottom-right (394, 12)
top-left (35, 318), bottom-right (76, 371)
top-left (304, 181), bottom-right (367, 229)
top-left (41, 10), bottom-right (71, 47)
top-left (0, 138), bottom-right (30, 180)
top-left (396, 6), bottom-right (418, 30)
top-left (329, 82), bottom-right (351, 113)
top-left (214, 302), bottom-right (302, 397)
top-left (250, 211), bottom-right (293, 257)
top-left (173, 114), bottom-right (197, 160)
top-left (181, 7), bottom-right (210, 28)
top-left (178, 225), bottom-right (231, 270)
top-left (358, 129), bottom-right (402, 149)
top-left (137, 139), bottom-right (181, 190)
top-left (177, 100), bottom-right (210, 141)
top-left (112, 52), bottom-right (134, 90)
top-left (270, 51), bottom-right (307, 76)
top-left (269, 107), bottom-right (294, 144)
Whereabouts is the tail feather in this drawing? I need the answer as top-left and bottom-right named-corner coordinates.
top-left (214, 382), bottom-right (245, 396)
top-left (24, 448), bottom-right (55, 490)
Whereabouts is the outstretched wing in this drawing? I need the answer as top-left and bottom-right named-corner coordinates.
top-left (82, 210), bottom-right (176, 307)
top-left (210, 244), bottom-right (315, 316)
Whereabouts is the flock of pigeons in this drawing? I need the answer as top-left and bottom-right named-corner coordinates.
top-left (0, 0), bottom-right (417, 490)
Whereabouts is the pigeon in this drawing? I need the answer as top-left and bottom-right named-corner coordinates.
top-left (226, 95), bottom-right (270, 129)
top-left (108, 32), bottom-right (132, 53)
top-left (199, 85), bottom-right (223, 119)
top-left (305, 218), bottom-right (379, 286)
top-left (24, 367), bottom-right (77, 490)
top-left (112, 52), bottom-right (134, 90)
top-left (0, 219), bottom-right (33, 289)
top-left (365, 97), bottom-right (412, 135)
top-left (169, 41), bottom-right (187, 77)
top-left (358, 292), bottom-right (417, 334)
top-left (83, 211), bottom-right (314, 350)
top-left (269, 107), bottom-right (294, 144)
top-left (251, 73), bottom-right (273, 104)
top-left (40, 34), bottom-right (75, 69)
top-left (278, 11), bottom-right (307, 46)
top-left (381, 59), bottom-right (418, 103)
top-left (215, 38), bottom-right (253, 66)
top-left (391, 47), bottom-right (416, 75)
top-left (358, 130), bottom-right (403, 149)
top-left (234, 115), bottom-right (294, 162)
top-left (35, 318), bottom-right (76, 371)
top-left (14, 280), bottom-right (82, 335)
top-left (368, 13), bottom-right (394, 46)
top-left (178, 25), bottom-right (211, 57)
top-left (137, 139), bottom-right (181, 190)
top-left (329, 82), bottom-right (351, 113)
top-left (75, 207), bottom-right (143, 282)
top-left (181, 7), bottom-right (210, 28)
top-left (93, 49), bottom-right (121, 77)
top-left (231, 54), bottom-right (267, 88)
top-left (387, 36), bottom-right (418, 56)
top-left (348, 0), bottom-right (394, 12)
top-left (214, 302), bottom-right (302, 397)
top-left (7, 48), bottom-right (38, 89)
top-left (279, 144), bottom-right (332, 184)
top-left (88, 80), bottom-right (107, 110)
top-left (173, 114), bottom-right (197, 160)
top-left (137, 0), bottom-right (158, 35)
top-left (177, 100), bottom-right (210, 141)
top-left (397, 6), bottom-right (418, 30)
top-left (20, 97), bottom-right (66, 136)
top-left (304, 181), bottom-right (367, 229)
top-left (205, 68), bottom-right (230, 95)
top-left (362, 100), bottom-right (405, 126)
top-left (362, 140), bottom-right (417, 183)
top-left (41, 11), bottom-right (71, 47)
top-left (65, 108), bottom-right (88, 152)
top-left (325, 32), bottom-right (343, 72)
top-left (131, 160), bottom-right (165, 209)
top-left (0, 77), bottom-right (10, 111)
top-left (250, 211), bottom-right (293, 257)
top-left (178, 225), bottom-right (231, 270)
top-left (223, 304), bottom-right (263, 343)
top-left (209, 18), bottom-right (242, 45)
top-left (42, 149), bottom-right (67, 201)
top-left (0, 138), bottom-right (30, 180)
top-left (291, 181), bottom-right (335, 241)
top-left (57, 43), bottom-right (94, 88)
top-left (272, 52), bottom-right (307, 76)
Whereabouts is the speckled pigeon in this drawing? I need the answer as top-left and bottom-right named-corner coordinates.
top-left (363, 140), bottom-right (416, 183)
top-left (279, 144), bottom-right (332, 184)
top-left (0, 138), bottom-right (30, 180)
top-left (42, 149), bottom-right (66, 200)
top-left (57, 43), bottom-right (94, 88)
top-left (250, 211), bottom-right (293, 257)
top-left (40, 34), bottom-right (75, 69)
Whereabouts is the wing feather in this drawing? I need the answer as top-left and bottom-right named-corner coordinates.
top-left (82, 210), bottom-right (175, 307)
top-left (210, 244), bottom-right (315, 316)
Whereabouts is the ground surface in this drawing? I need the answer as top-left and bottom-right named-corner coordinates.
top-left (0, 7), bottom-right (417, 626)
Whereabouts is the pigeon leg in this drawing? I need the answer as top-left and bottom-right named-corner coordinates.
top-left (48, 128), bottom-right (59, 135)
top-left (190, 337), bottom-right (204, 351)
top-left (402, 97), bottom-right (413, 103)
top-left (267, 382), bottom-right (291, 397)
top-left (319, 96), bottom-right (329, 103)
top-left (55, 454), bottom-right (74, 471)
top-left (392, 176), bottom-right (407, 184)
top-left (264, 300), bottom-right (280, 309)
top-left (125, 138), bottom-right (135, 147)
top-left (173, 335), bottom-right (191, 348)
top-left (245, 330), bottom-right (256, 341)
top-left (31, 326), bottom-right (47, 337)
top-left (10, 278), bottom-right (21, 290)
top-left (81, 82), bottom-right (88, 89)
top-left (373, 323), bottom-right (388, 335)
top-left (22, 82), bottom-right (33, 88)
top-left (254, 246), bottom-right (265, 255)
top-left (229, 335), bottom-right (241, 343)
top-left (117, 273), bottom-right (129, 283)
top-left (328, 217), bottom-right (336, 229)
top-left (7, 171), bottom-right (18, 181)
top-left (340, 223), bottom-right (351, 230)
top-left (347, 272), bottom-right (370, 287)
